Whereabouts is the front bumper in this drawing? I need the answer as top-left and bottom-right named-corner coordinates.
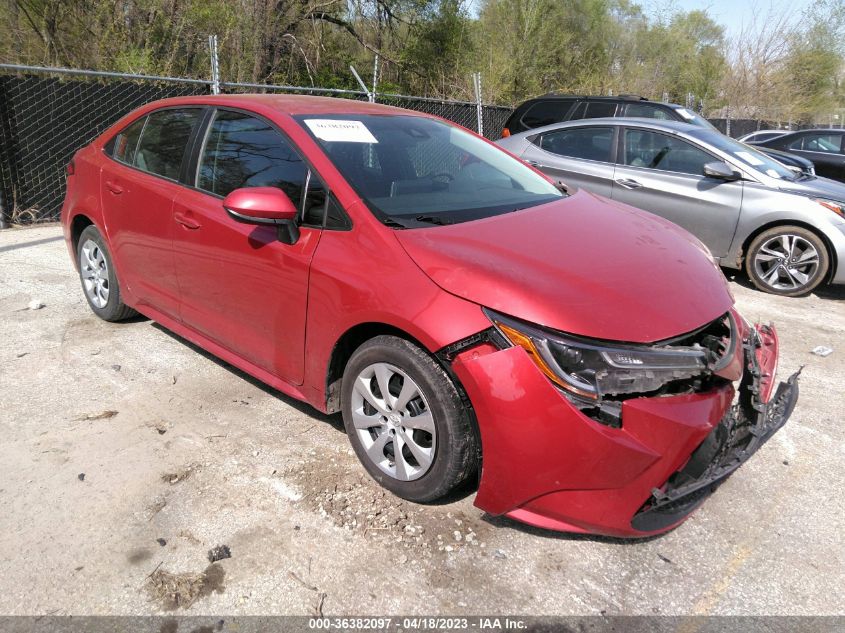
top-left (450, 322), bottom-right (798, 538)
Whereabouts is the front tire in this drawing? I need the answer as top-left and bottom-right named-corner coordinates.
top-left (77, 225), bottom-right (137, 321)
top-left (745, 226), bottom-right (829, 297)
top-left (340, 335), bottom-right (479, 503)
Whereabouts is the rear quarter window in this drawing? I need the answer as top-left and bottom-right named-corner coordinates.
top-left (521, 100), bottom-right (574, 129)
top-left (111, 117), bottom-right (146, 164)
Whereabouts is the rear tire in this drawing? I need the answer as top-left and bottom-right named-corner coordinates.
top-left (745, 225), bottom-right (829, 297)
top-left (76, 225), bottom-right (137, 321)
top-left (341, 335), bottom-right (479, 503)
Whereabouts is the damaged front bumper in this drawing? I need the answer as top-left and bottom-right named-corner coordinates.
top-left (450, 321), bottom-right (799, 538)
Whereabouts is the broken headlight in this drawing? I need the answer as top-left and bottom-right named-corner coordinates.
top-left (486, 309), bottom-right (710, 402)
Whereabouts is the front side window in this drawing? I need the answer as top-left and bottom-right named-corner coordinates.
top-left (197, 110), bottom-right (307, 203)
top-left (623, 129), bottom-right (712, 176)
top-left (134, 108), bottom-right (201, 180)
top-left (112, 117), bottom-right (146, 164)
top-left (536, 127), bottom-right (614, 162)
top-left (297, 114), bottom-right (562, 227)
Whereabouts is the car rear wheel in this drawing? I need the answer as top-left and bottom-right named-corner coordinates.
top-left (77, 225), bottom-right (137, 321)
top-left (340, 335), bottom-right (479, 503)
top-left (745, 226), bottom-right (829, 297)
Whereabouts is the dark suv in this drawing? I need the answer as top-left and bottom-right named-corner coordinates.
top-left (501, 94), bottom-right (717, 137)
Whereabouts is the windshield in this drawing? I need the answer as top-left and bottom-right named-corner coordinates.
top-left (295, 114), bottom-right (563, 227)
top-left (692, 130), bottom-right (798, 181)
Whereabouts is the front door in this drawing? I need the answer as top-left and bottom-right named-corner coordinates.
top-left (611, 127), bottom-right (744, 258)
top-left (785, 132), bottom-right (845, 181)
top-left (172, 109), bottom-right (323, 384)
top-left (100, 107), bottom-right (204, 320)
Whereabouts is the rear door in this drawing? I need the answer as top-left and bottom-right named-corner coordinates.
top-left (610, 127), bottom-right (744, 257)
top-left (100, 107), bottom-right (204, 319)
top-left (519, 125), bottom-right (617, 196)
top-left (171, 108), bottom-right (324, 384)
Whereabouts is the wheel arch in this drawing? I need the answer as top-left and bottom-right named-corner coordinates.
top-left (740, 219), bottom-right (838, 283)
top-left (324, 321), bottom-right (477, 420)
top-left (69, 213), bottom-right (95, 268)
top-left (325, 322), bottom-right (434, 414)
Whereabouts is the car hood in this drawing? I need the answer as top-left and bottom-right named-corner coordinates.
top-left (394, 190), bottom-right (734, 343)
top-left (760, 147), bottom-right (813, 168)
top-left (779, 175), bottom-right (845, 200)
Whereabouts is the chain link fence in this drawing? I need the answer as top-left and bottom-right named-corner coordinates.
top-left (0, 64), bottom-right (512, 227)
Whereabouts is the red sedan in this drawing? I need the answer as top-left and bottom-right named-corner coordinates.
top-left (60, 95), bottom-right (799, 537)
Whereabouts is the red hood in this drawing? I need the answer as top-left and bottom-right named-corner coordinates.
top-left (395, 190), bottom-right (734, 343)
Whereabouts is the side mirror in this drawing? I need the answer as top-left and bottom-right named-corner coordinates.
top-left (223, 187), bottom-right (300, 244)
top-left (703, 161), bottom-right (741, 182)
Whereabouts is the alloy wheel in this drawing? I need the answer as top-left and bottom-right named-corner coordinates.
top-left (753, 234), bottom-right (820, 291)
top-left (80, 239), bottom-right (110, 308)
top-left (350, 362), bottom-right (436, 481)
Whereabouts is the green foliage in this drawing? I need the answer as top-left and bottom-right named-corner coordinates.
top-left (0, 0), bottom-right (841, 121)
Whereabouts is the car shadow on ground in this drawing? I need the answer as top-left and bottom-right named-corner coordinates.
top-left (722, 268), bottom-right (845, 300)
top-left (146, 320), bottom-right (480, 504)
top-left (149, 321), bottom-right (344, 433)
top-left (480, 513), bottom-right (677, 544)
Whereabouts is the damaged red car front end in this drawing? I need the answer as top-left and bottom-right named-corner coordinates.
top-left (447, 314), bottom-right (798, 538)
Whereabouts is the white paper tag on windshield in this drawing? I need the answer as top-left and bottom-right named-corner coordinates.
top-left (734, 150), bottom-right (765, 165)
top-left (675, 108), bottom-right (695, 120)
top-left (304, 119), bottom-right (378, 143)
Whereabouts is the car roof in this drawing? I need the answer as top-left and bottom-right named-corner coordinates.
top-left (781, 128), bottom-right (843, 135)
top-left (515, 116), bottom-right (704, 137)
top-left (136, 93), bottom-right (419, 117)
top-left (532, 93), bottom-right (653, 102)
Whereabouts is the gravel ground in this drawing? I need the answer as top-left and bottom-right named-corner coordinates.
top-left (0, 224), bottom-right (843, 616)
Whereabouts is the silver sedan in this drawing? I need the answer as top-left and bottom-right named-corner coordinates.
top-left (496, 118), bottom-right (845, 296)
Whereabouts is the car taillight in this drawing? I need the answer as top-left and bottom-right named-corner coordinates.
top-left (501, 128), bottom-right (511, 138)
top-left (66, 160), bottom-right (75, 176)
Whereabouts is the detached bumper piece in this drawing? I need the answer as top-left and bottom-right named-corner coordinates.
top-left (631, 332), bottom-right (800, 533)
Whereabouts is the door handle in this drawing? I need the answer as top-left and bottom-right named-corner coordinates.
top-left (615, 178), bottom-right (643, 189)
top-left (105, 181), bottom-right (124, 195)
top-left (174, 212), bottom-right (201, 230)
top-left (526, 160), bottom-right (547, 169)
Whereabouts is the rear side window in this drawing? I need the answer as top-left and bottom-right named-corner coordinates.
top-left (521, 100), bottom-right (574, 129)
top-left (112, 117), bottom-right (146, 164)
top-left (536, 127), bottom-right (614, 162)
top-left (583, 101), bottom-right (617, 119)
top-left (623, 129), bottom-right (711, 176)
top-left (134, 109), bottom-right (202, 180)
top-left (197, 110), bottom-right (307, 203)
top-left (624, 103), bottom-right (674, 121)
top-left (570, 101), bottom-right (618, 120)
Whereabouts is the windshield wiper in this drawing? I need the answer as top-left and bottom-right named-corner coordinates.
top-left (381, 217), bottom-right (409, 229)
top-left (414, 215), bottom-right (453, 225)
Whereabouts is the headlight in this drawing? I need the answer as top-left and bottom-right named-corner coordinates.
top-left (486, 309), bottom-right (712, 402)
top-left (814, 198), bottom-right (845, 218)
